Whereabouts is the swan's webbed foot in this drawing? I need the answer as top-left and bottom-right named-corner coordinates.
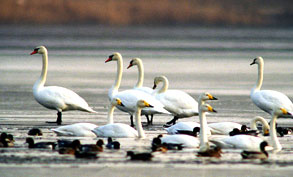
top-left (163, 117), bottom-right (178, 128)
top-left (46, 112), bottom-right (62, 125)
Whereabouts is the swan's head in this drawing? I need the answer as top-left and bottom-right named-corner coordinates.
top-left (137, 100), bottom-right (154, 108)
top-left (30, 46), bottom-right (47, 55)
top-left (127, 58), bottom-right (142, 69)
top-left (198, 92), bottom-right (218, 102)
top-left (250, 57), bottom-right (263, 66)
top-left (274, 107), bottom-right (292, 117)
top-left (111, 98), bottom-right (124, 107)
top-left (153, 76), bottom-right (168, 89)
top-left (200, 103), bottom-right (217, 113)
top-left (105, 52), bottom-right (122, 63)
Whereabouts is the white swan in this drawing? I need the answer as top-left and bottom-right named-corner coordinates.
top-left (250, 116), bottom-right (270, 135)
top-left (51, 123), bottom-right (98, 137)
top-left (105, 53), bottom-right (170, 127)
top-left (127, 58), bottom-right (153, 94)
top-left (92, 99), bottom-right (152, 138)
top-left (30, 46), bottom-right (96, 125)
top-left (127, 58), bottom-right (155, 125)
top-left (210, 107), bottom-right (290, 151)
top-left (160, 102), bottom-right (217, 148)
top-left (250, 57), bottom-right (293, 117)
top-left (164, 92), bottom-right (217, 135)
top-left (208, 122), bottom-right (242, 135)
top-left (152, 76), bottom-right (204, 126)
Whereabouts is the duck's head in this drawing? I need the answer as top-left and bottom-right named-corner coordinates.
top-left (127, 58), bottom-right (142, 69)
top-left (105, 52), bottom-right (122, 63)
top-left (30, 46), bottom-right (47, 55)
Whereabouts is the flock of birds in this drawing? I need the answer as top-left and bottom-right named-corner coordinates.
top-left (1, 45), bottom-right (293, 162)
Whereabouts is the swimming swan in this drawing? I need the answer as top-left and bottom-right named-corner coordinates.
top-left (30, 46), bottom-right (96, 125)
top-left (51, 123), bottom-right (98, 137)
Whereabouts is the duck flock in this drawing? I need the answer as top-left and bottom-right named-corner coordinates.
top-left (1, 45), bottom-right (293, 163)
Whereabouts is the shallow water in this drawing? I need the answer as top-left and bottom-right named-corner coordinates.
top-left (0, 25), bottom-right (293, 176)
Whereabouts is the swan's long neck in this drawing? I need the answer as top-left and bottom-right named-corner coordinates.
top-left (135, 60), bottom-right (144, 88)
top-left (107, 104), bottom-right (115, 124)
top-left (158, 77), bottom-right (168, 94)
top-left (33, 51), bottom-right (48, 91)
top-left (135, 106), bottom-right (145, 138)
top-left (270, 114), bottom-right (282, 152)
top-left (250, 116), bottom-right (270, 133)
top-left (109, 57), bottom-right (123, 99)
top-left (199, 108), bottom-right (209, 151)
top-left (254, 60), bottom-right (264, 91)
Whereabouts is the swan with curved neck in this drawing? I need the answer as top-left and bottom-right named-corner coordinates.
top-left (127, 58), bottom-right (154, 125)
top-left (165, 92), bottom-right (217, 134)
top-left (30, 46), bottom-right (96, 125)
top-left (160, 101), bottom-right (217, 148)
top-left (127, 58), bottom-right (153, 94)
top-left (210, 107), bottom-right (290, 151)
top-left (250, 57), bottom-right (293, 118)
top-left (153, 76), bottom-right (217, 126)
top-left (250, 116), bottom-right (270, 135)
top-left (92, 99), bottom-right (151, 138)
top-left (105, 53), bottom-right (170, 127)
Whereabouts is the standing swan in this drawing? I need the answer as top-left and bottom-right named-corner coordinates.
top-left (153, 76), bottom-right (207, 127)
top-left (105, 53), bottom-right (170, 127)
top-left (30, 46), bottom-right (96, 125)
top-left (127, 58), bottom-right (154, 125)
top-left (250, 57), bottom-right (293, 117)
top-left (127, 58), bottom-right (153, 94)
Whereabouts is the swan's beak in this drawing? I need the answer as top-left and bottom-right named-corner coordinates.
top-left (207, 105), bottom-right (217, 113)
top-left (127, 63), bottom-right (133, 69)
top-left (152, 84), bottom-right (157, 89)
top-left (30, 50), bottom-right (37, 55)
top-left (250, 58), bottom-right (257, 65)
top-left (208, 94), bottom-right (218, 100)
top-left (105, 58), bottom-right (112, 63)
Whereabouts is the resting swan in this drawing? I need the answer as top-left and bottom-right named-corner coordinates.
top-left (153, 76), bottom-right (206, 127)
top-left (30, 46), bottom-right (96, 125)
top-left (250, 57), bottom-right (293, 117)
top-left (160, 100), bottom-right (217, 148)
top-left (92, 99), bottom-right (152, 138)
top-left (210, 107), bottom-right (290, 151)
top-left (105, 53), bottom-right (170, 127)
top-left (164, 92), bottom-right (217, 135)
top-left (51, 123), bottom-right (98, 137)
top-left (250, 116), bottom-right (270, 135)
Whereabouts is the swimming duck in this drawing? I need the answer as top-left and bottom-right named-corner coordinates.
top-left (25, 137), bottom-right (56, 150)
top-left (106, 137), bottom-right (120, 150)
top-left (28, 128), bottom-right (43, 136)
top-left (126, 151), bottom-right (153, 161)
top-left (241, 141), bottom-right (269, 160)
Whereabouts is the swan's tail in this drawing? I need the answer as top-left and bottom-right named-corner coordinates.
top-left (82, 107), bottom-right (98, 113)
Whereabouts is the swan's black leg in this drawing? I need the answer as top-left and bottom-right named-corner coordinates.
top-left (150, 114), bottom-right (154, 125)
top-left (145, 115), bottom-right (151, 125)
top-left (163, 116), bottom-right (178, 127)
top-left (46, 111), bottom-right (62, 125)
top-left (130, 115), bottom-right (134, 127)
top-left (57, 112), bottom-right (62, 125)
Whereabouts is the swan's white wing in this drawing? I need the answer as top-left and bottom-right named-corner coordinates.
top-left (36, 86), bottom-right (95, 112)
top-left (251, 90), bottom-right (293, 116)
top-left (210, 135), bottom-right (263, 150)
top-left (134, 86), bottom-right (154, 95)
top-left (155, 90), bottom-right (198, 116)
top-left (51, 123), bottom-right (97, 137)
top-left (92, 123), bottom-right (138, 138)
top-left (208, 122), bottom-right (242, 135)
top-left (115, 89), bottom-right (170, 115)
top-left (161, 134), bottom-right (199, 148)
top-left (165, 122), bottom-right (200, 134)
